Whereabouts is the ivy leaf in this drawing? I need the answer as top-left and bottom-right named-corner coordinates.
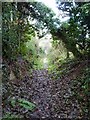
top-left (10, 98), bottom-right (36, 111)
top-left (18, 99), bottom-right (36, 111)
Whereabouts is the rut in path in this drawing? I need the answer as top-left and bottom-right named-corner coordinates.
top-left (29, 69), bottom-right (82, 118)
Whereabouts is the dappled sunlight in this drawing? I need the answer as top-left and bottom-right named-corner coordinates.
top-left (36, 34), bottom-right (53, 68)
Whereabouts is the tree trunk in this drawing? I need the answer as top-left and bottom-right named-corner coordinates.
top-left (66, 51), bottom-right (69, 59)
top-left (52, 30), bottom-right (83, 58)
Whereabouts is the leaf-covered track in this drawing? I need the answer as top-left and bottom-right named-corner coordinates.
top-left (3, 68), bottom-right (85, 118)
top-left (30, 69), bottom-right (82, 118)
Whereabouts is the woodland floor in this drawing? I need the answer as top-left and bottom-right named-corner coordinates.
top-left (3, 61), bottom-right (89, 119)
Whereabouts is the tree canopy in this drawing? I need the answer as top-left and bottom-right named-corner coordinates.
top-left (12, 1), bottom-right (90, 58)
top-left (2, 1), bottom-right (90, 119)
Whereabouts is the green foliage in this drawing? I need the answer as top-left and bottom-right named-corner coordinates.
top-left (47, 40), bottom-right (68, 70)
top-left (18, 99), bottom-right (36, 111)
top-left (2, 2), bottom-right (38, 80)
top-left (2, 113), bottom-right (19, 119)
top-left (81, 67), bottom-right (90, 96)
top-left (3, 2), bottom-right (90, 60)
top-left (10, 98), bottom-right (36, 111)
top-left (25, 37), bottom-right (44, 69)
top-left (2, 3), bottom-right (35, 61)
top-left (72, 66), bottom-right (90, 115)
top-left (57, 2), bottom-right (90, 57)
top-left (49, 58), bottom-right (81, 79)
top-left (28, 2), bottom-right (89, 59)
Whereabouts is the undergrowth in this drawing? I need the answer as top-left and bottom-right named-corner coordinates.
top-left (72, 66), bottom-right (90, 118)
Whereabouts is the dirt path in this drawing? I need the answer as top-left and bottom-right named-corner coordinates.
top-left (3, 65), bottom-right (85, 118)
top-left (30, 69), bottom-right (52, 118)
top-left (29, 69), bottom-right (82, 118)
